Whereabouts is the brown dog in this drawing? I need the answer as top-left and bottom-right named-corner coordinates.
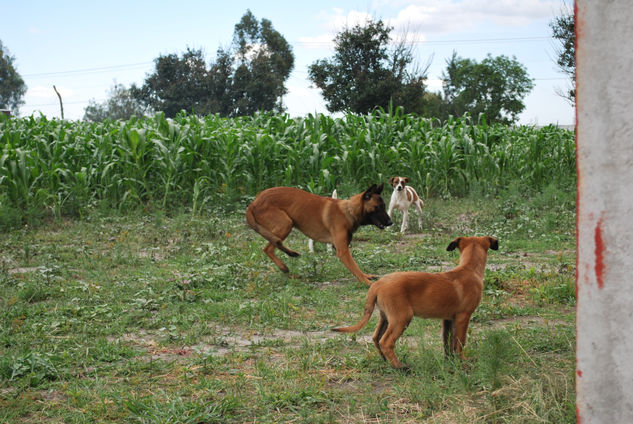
top-left (333, 236), bottom-right (498, 369)
top-left (246, 184), bottom-right (393, 285)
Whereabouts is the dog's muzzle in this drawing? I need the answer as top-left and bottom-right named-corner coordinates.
top-left (379, 218), bottom-right (394, 229)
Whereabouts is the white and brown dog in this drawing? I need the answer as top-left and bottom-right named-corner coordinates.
top-left (387, 177), bottom-right (424, 233)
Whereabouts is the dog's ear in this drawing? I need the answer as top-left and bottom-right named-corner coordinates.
top-left (375, 183), bottom-right (384, 194)
top-left (403, 177), bottom-right (410, 183)
top-left (363, 184), bottom-right (377, 200)
top-left (488, 237), bottom-right (499, 251)
top-left (388, 177), bottom-right (395, 184)
top-left (446, 237), bottom-right (462, 251)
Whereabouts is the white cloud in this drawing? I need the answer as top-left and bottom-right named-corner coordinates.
top-left (425, 78), bottom-right (443, 90)
top-left (285, 79), bottom-right (328, 116)
top-left (296, 34), bottom-right (335, 50)
top-left (314, 0), bottom-right (561, 41)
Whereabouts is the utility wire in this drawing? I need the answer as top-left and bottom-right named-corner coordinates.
top-left (23, 62), bottom-right (153, 78)
top-left (20, 36), bottom-right (553, 79)
top-left (295, 35), bottom-right (552, 47)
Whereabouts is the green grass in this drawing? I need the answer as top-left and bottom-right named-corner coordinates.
top-left (0, 188), bottom-right (576, 423)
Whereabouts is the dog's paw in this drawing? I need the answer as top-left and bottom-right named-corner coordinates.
top-left (397, 365), bottom-right (412, 374)
top-left (365, 274), bottom-right (380, 281)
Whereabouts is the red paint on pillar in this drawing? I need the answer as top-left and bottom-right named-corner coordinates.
top-left (594, 219), bottom-right (605, 289)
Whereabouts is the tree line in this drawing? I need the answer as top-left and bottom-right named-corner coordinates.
top-left (1, 9), bottom-right (575, 124)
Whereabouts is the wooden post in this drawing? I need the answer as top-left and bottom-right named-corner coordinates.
top-left (53, 85), bottom-right (64, 120)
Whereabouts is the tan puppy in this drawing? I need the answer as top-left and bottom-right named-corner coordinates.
top-left (333, 236), bottom-right (498, 369)
top-left (246, 184), bottom-right (392, 285)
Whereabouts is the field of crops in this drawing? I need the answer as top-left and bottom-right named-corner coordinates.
top-left (0, 110), bottom-right (575, 226)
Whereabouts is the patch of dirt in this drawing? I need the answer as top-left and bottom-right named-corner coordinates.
top-left (37, 389), bottom-right (67, 404)
top-left (402, 233), bottom-right (431, 239)
top-left (138, 247), bottom-right (166, 261)
top-left (479, 315), bottom-right (571, 330)
top-left (0, 387), bottom-right (16, 396)
top-left (545, 249), bottom-right (575, 256)
top-left (8, 267), bottom-right (42, 274)
top-left (114, 323), bottom-right (425, 361)
top-left (197, 325), bottom-right (348, 357)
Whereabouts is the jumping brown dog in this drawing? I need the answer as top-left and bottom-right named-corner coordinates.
top-left (245, 184), bottom-right (393, 285)
top-left (333, 236), bottom-right (498, 369)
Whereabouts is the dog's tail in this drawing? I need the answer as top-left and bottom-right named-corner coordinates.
top-left (332, 286), bottom-right (378, 333)
top-left (245, 204), bottom-right (299, 257)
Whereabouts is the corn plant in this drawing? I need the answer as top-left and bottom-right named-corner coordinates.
top-left (0, 110), bottom-right (575, 218)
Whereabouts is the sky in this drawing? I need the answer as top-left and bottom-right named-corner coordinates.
top-left (1, 0), bottom-right (575, 125)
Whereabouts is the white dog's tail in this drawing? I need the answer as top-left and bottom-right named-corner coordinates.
top-left (332, 286), bottom-right (378, 333)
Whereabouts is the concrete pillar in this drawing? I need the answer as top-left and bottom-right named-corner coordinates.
top-left (576, 1), bottom-right (633, 422)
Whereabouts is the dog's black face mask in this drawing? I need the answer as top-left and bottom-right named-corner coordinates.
top-left (361, 183), bottom-right (393, 229)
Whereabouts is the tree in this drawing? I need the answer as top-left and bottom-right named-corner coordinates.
top-left (550, 3), bottom-right (575, 106)
top-left (308, 19), bottom-right (428, 115)
top-left (131, 10), bottom-right (294, 118)
top-left (83, 83), bottom-right (150, 122)
top-left (130, 48), bottom-right (212, 118)
top-left (0, 41), bottom-right (27, 115)
top-left (441, 52), bottom-right (534, 125)
top-left (229, 10), bottom-right (294, 116)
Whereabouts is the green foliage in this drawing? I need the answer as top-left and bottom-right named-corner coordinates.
top-left (474, 330), bottom-right (517, 389)
top-left (0, 111), bottom-right (575, 224)
top-left (131, 48), bottom-right (214, 117)
top-left (230, 10), bottom-right (295, 116)
top-left (84, 83), bottom-right (150, 122)
top-left (550, 2), bottom-right (575, 106)
top-left (441, 52), bottom-right (534, 124)
top-left (0, 40), bottom-right (27, 115)
top-left (130, 10), bottom-right (294, 118)
top-left (0, 352), bottom-right (60, 387)
top-left (308, 19), bottom-right (428, 114)
top-left (121, 394), bottom-right (238, 424)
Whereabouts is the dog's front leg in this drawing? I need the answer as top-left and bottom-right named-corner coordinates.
top-left (401, 209), bottom-right (409, 233)
top-left (333, 238), bottom-right (373, 285)
top-left (453, 312), bottom-right (472, 359)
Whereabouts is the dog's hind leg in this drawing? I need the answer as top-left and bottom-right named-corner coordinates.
top-left (378, 315), bottom-right (412, 369)
top-left (252, 209), bottom-right (300, 258)
top-left (441, 319), bottom-right (454, 356)
top-left (256, 212), bottom-right (300, 272)
top-left (372, 312), bottom-right (389, 361)
top-left (264, 243), bottom-right (290, 273)
top-left (415, 200), bottom-right (424, 229)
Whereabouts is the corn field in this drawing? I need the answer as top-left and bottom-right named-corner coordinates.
top-left (0, 110), bottom-right (575, 216)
